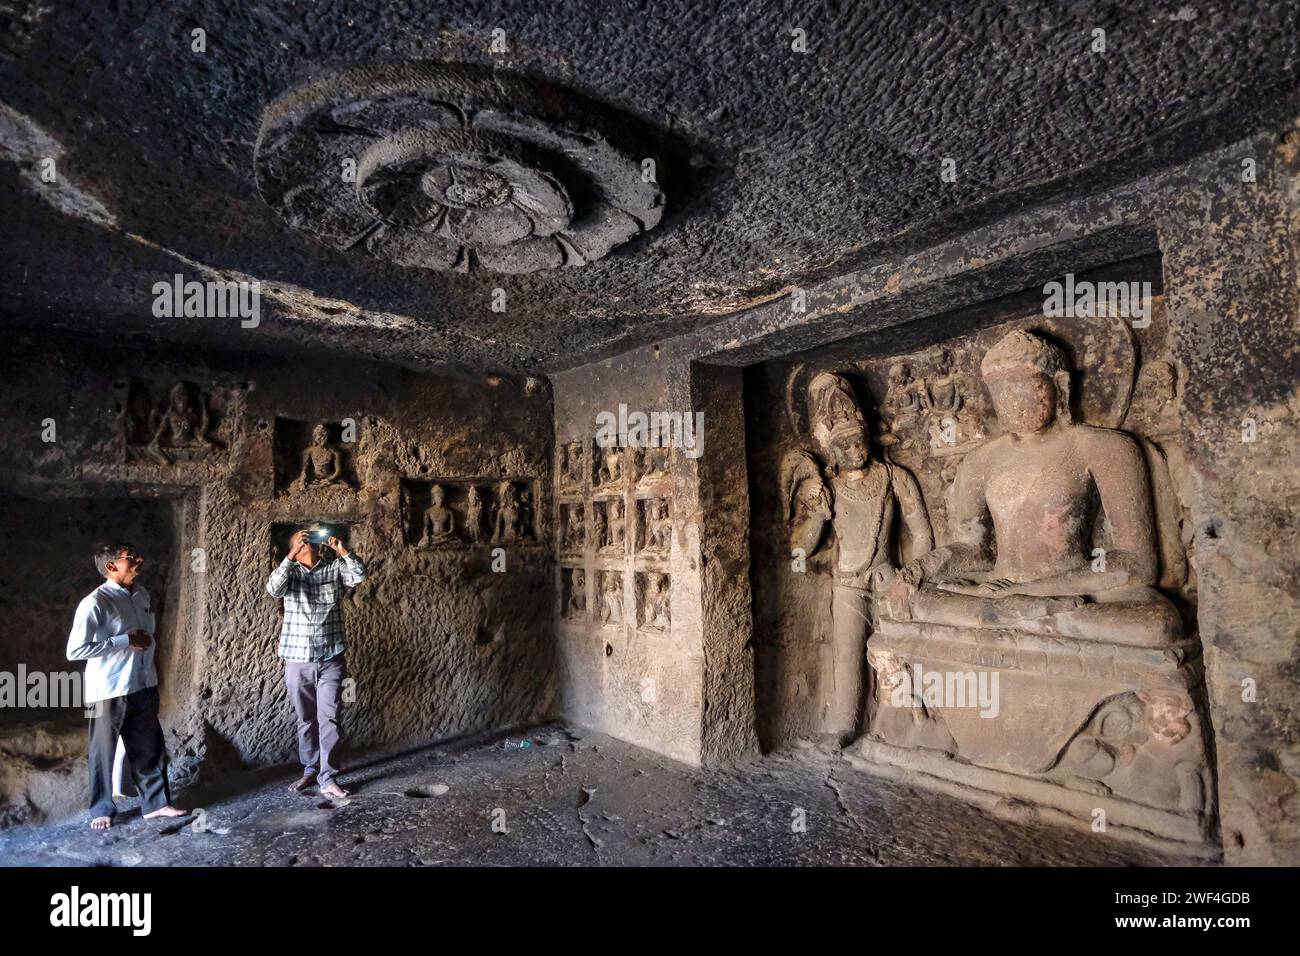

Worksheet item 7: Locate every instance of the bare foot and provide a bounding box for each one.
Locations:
[319,782,350,799]
[90,816,113,830]
[288,773,317,793]
[143,805,189,820]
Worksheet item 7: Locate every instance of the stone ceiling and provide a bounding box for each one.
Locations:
[1,1,1297,373]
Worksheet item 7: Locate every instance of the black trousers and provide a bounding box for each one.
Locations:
[87,686,171,819]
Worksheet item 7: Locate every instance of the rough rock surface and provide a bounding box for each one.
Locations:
[0,332,556,825]
[0,724,1206,867]
[1,2,1297,370]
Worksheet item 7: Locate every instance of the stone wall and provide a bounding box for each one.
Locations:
[550,346,757,765]
[1154,124,1300,864]
[556,121,1298,863]
[0,332,555,824]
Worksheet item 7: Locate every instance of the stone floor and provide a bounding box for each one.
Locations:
[0,723,1213,867]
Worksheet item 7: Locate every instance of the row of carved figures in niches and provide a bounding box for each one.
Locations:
[401,479,538,547]
[557,440,671,494]
[115,379,359,495]
[872,344,1181,463]
[561,567,670,632]
[559,497,671,557]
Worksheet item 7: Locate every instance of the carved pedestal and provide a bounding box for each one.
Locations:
[847,615,1217,855]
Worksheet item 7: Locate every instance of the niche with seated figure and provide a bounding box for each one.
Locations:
[115,379,240,465]
[745,260,1214,852]
[273,418,358,498]
[400,478,539,548]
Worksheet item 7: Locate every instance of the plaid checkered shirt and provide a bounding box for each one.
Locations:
[266,552,366,662]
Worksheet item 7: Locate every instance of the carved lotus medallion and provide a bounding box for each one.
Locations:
[254,63,666,274]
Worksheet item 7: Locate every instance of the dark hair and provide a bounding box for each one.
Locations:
[93,542,135,576]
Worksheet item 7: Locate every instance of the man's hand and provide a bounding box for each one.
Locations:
[127,629,152,650]
[326,536,349,557]
[288,530,311,560]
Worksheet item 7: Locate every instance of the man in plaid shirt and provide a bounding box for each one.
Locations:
[266,527,366,798]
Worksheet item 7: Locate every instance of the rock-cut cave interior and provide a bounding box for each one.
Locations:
[0,1,1298,878]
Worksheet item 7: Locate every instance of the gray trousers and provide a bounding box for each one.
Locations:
[88,686,171,819]
[284,655,345,786]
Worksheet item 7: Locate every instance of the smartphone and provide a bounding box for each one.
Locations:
[308,528,330,544]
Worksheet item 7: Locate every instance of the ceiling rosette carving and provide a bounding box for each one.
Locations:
[254,63,666,274]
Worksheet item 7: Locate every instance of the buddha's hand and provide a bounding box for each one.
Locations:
[938,578,1019,596]
[886,562,925,619]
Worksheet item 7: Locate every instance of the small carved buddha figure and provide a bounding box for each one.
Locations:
[518,487,534,541]
[420,484,455,545]
[643,572,670,629]
[570,444,586,485]
[567,569,587,618]
[881,362,922,449]
[638,442,669,482]
[887,329,1182,646]
[601,572,623,625]
[493,482,522,543]
[149,382,217,462]
[464,485,485,543]
[591,503,608,552]
[563,504,585,552]
[921,349,963,416]
[598,446,623,487]
[645,498,671,553]
[605,498,627,552]
[293,423,344,490]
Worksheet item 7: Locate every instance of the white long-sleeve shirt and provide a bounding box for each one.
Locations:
[66,579,158,704]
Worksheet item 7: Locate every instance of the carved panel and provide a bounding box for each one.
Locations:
[115,379,234,464]
[635,571,671,633]
[592,497,627,555]
[561,567,587,621]
[592,445,626,493]
[401,478,537,547]
[274,418,357,497]
[254,63,665,274]
[635,497,672,559]
[558,440,586,495]
[597,570,624,627]
[559,502,586,557]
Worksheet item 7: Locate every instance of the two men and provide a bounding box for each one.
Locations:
[266,528,366,799]
[67,544,187,830]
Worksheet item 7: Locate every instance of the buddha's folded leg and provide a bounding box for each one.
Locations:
[1051,587,1183,645]
[907,587,1084,632]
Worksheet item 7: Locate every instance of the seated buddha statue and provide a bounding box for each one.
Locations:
[885,329,1182,646]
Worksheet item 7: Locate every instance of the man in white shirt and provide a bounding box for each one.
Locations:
[67,543,188,830]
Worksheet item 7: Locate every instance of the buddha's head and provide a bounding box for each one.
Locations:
[430,484,445,506]
[310,423,330,446]
[169,382,194,412]
[981,330,1072,436]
